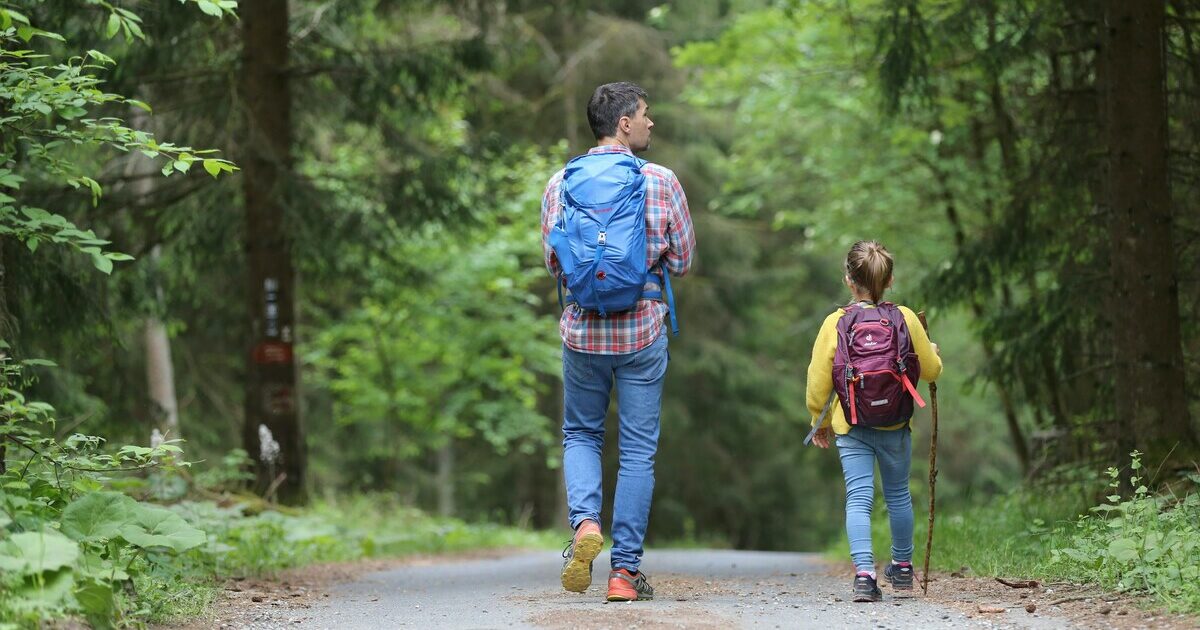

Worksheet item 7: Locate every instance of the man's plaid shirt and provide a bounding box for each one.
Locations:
[541,145,696,355]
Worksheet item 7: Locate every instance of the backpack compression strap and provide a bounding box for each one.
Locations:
[641,268,679,336]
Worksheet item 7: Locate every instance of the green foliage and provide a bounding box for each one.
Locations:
[0,359,204,626]
[1052,453,1200,612]
[830,454,1200,613]
[1,351,554,625]
[0,2,237,273]
[305,145,562,490]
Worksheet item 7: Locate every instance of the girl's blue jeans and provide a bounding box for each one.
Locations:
[835,425,914,574]
[561,333,668,572]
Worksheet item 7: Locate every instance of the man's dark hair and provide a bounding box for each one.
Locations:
[587,82,648,140]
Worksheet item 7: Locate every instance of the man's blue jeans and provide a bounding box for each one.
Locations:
[562,333,668,572]
[835,426,914,574]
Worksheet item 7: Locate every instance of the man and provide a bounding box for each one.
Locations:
[540,82,695,602]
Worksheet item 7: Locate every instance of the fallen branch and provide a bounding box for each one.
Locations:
[996,578,1040,589]
[1049,595,1093,606]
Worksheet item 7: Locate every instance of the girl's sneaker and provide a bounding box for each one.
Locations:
[884,561,914,590]
[852,572,883,602]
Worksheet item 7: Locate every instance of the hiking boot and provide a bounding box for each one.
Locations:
[852,572,883,602]
[607,568,654,601]
[884,561,914,590]
[560,520,603,593]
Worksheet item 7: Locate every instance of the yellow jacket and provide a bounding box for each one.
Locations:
[807,304,943,434]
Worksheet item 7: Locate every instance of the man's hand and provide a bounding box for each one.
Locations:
[812,427,831,449]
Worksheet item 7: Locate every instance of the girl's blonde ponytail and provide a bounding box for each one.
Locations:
[845,240,894,303]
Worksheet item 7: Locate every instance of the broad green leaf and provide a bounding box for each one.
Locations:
[0,531,80,574]
[114,7,142,22]
[120,505,206,552]
[6,9,30,25]
[32,29,65,42]
[61,492,138,542]
[75,580,116,628]
[1107,538,1139,563]
[87,49,115,65]
[197,0,223,17]
[0,171,24,188]
[105,13,121,39]
[20,207,51,220]
[9,569,75,613]
[125,18,145,39]
[91,253,114,274]
[203,159,222,177]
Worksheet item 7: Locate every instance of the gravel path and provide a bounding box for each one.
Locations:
[277,549,1074,630]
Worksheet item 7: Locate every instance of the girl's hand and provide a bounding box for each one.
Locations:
[931,342,940,356]
[812,427,831,449]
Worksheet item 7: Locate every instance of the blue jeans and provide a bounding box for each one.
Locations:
[562,333,668,572]
[835,426,914,574]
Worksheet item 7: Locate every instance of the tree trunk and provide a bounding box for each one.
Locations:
[242,0,305,504]
[128,104,181,439]
[124,104,181,441]
[558,0,581,154]
[1102,0,1197,466]
[436,440,455,517]
[144,248,179,438]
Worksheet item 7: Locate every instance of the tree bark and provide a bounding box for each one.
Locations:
[436,440,455,517]
[242,0,305,504]
[558,0,581,154]
[143,247,180,438]
[1102,0,1198,465]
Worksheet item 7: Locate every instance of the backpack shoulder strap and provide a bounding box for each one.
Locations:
[834,306,859,365]
[883,303,927,408]
[880,303,912,353]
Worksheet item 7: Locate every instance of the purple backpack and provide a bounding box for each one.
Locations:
[832,302,926,427]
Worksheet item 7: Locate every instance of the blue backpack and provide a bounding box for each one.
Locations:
[548,151,679,335]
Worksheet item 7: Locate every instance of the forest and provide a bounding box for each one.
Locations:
[1,0,1198,625]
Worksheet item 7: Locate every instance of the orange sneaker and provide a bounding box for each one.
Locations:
[606,568,654,601]
[560,520,603,593]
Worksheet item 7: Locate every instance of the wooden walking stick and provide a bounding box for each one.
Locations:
[918,311,938,595]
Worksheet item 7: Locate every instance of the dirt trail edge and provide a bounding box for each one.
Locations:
[168,549,1132,629]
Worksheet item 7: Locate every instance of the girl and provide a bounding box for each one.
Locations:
[807,240,942,602]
